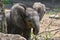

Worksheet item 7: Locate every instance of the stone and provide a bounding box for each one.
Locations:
[0,32,26,40]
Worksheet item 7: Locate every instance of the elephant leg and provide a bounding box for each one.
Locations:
[13,27,23,35]
[10,27,16,34]
[23,28,31,40]
[7,25,13,34]
[7,26,15,34]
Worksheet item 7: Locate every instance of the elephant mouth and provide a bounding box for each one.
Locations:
[25,18,35,28]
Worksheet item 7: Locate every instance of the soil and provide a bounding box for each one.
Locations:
[39,14,60,39]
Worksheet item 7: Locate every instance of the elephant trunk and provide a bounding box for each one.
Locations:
[32,16,40,35]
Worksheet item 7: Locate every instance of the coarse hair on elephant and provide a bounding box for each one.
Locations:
[33,2,46,20]
[6,3,40,40]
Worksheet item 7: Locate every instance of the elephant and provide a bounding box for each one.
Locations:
[33,2,46,21]
[6,3,40,40]
[25,7,40,35]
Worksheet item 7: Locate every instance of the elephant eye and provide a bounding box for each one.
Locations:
[29,16,33,19]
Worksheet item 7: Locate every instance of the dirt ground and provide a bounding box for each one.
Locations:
[39,14,60,39]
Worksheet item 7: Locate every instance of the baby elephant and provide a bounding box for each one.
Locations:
[6,3,40,40]
[33,2,46,20]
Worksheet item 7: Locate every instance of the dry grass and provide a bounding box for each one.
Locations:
[40,14,60,39]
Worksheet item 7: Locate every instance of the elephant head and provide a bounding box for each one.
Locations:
[25,7,40,35]
[33,2,46,20]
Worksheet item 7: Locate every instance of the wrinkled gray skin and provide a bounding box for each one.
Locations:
[33,2,46,21]
[26,8,40,35]
[6,3,40,40]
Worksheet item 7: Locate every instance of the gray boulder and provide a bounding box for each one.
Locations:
[0,32,26,40]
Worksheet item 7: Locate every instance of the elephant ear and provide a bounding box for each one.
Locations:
[18,3,26,10]
[10,3,26,27]
[10,3,26,14]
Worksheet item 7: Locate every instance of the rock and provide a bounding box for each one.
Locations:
[49,14,60,19]
[0,32,26,40]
